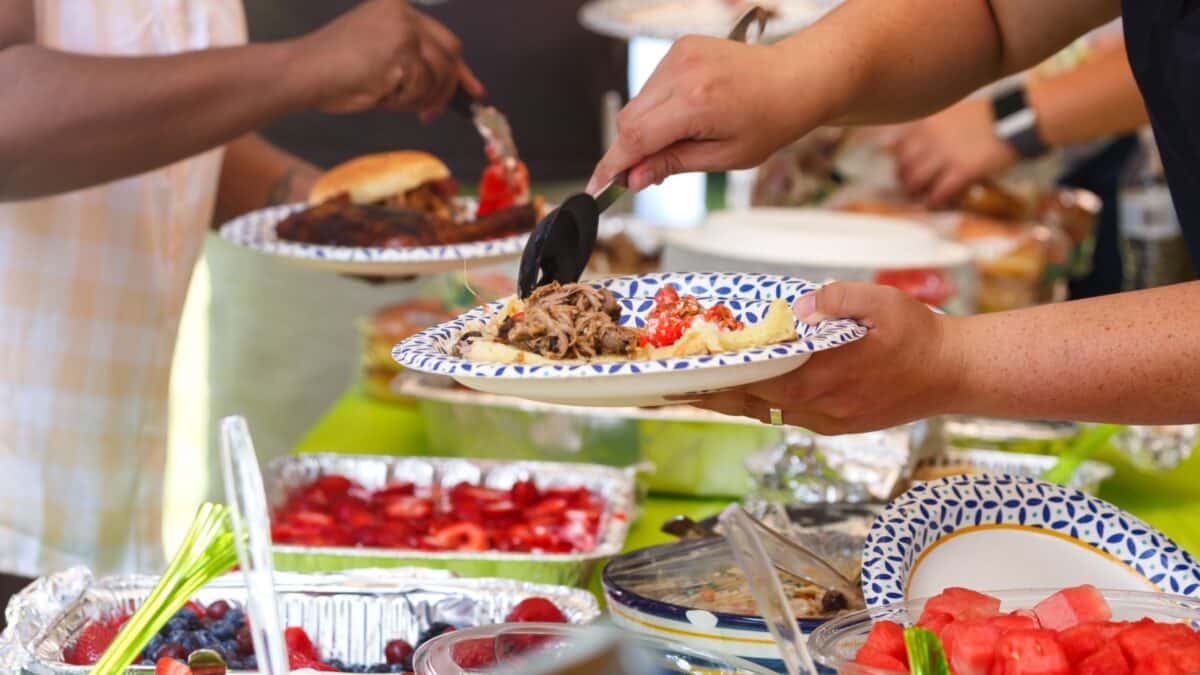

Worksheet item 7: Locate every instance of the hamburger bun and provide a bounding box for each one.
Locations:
[310,151,451,205]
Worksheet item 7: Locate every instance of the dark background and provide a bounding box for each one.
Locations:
[246,1,628,180]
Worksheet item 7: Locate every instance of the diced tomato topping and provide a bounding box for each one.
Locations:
[477,160,530,217]
[1033,585,1112,631]
[654,285,680,307]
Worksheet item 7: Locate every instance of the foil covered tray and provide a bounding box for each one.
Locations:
[911,447,1113,494]
[3,567,599,674]
[266,454,637,587]
[397,374,784,498]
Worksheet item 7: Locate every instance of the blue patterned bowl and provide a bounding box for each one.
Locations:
[393,272,866,407]
[861,474,1200,606]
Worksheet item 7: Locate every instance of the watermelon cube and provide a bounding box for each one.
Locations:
[862,620,907,662]
[1074,641,1130,675]
[991,629,1070,675]
[1032,585,1111,631]
[923,587,1002,622]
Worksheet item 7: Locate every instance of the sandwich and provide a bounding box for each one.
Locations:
[276,151,539,248]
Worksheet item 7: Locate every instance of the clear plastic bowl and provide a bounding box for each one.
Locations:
[412,622,775,675]
[808,589,1200,674]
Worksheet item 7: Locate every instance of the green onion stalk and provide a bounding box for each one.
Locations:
[904,626,950,675]
[91,503,238,675]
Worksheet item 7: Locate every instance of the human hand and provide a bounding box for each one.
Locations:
[294,0,483,118]
[887,98,1018,207]
[587,36,827,193]
[693,282,964,434]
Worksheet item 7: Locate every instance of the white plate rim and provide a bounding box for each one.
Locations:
[216,202,531,268]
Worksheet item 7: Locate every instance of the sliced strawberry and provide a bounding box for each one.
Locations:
[64,616,124,665]
[383,496,433,520]
[433,522,488,551]
[156,657,194,675]
[452,638,498,669]
[510,480,539,507]
[506,597,567,623]
[284,626,320,661]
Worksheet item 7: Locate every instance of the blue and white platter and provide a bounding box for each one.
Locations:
[394,272,867,407]
[861,474,1200,606]
[217,202,529,276]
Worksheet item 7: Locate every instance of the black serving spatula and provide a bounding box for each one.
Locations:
[516,5,770,299]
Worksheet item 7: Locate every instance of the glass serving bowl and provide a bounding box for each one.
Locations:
[412,622,775,675]
[808,588,1200,674]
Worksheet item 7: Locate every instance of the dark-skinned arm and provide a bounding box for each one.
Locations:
[0,0,481,202]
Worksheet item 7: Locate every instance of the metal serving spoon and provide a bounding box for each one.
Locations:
[516,5,772,298]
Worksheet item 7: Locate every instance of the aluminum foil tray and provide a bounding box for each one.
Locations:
[4,567,599,674]
[397,375,784,498]
[913,447,1113,494]
[267,454,637,587]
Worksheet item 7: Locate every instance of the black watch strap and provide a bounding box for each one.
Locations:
[992,87,1048,159]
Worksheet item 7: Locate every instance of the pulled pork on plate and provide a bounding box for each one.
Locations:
[454,282,799,364]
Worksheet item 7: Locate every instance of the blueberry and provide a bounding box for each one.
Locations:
[173,607,203,629]
[164,617,190,635]
[218,639,240,659]
[416,621,456,646]
[226,608,246,627]
[211,617,237,640]
[242,654,257,670]
[326,659,347,670]
[369,665,392,673]
[388,665,408,673]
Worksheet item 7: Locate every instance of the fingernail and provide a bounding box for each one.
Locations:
[585,176,601,195]
[792,294,826,324]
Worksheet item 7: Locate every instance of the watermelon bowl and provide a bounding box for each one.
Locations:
[808,587,1200,674]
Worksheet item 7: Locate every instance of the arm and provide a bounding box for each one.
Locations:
[588,0,1120,192]
[213,134,321,226]
[696,282,1200,433]
[891,39,1147,204]
[944,283,1200,423]
[0,0,481,201]
[1028,41,1145,147]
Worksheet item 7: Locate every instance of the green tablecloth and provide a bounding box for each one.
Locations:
[296,388,1200,594]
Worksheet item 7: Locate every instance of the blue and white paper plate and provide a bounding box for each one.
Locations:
[861,474,1200,606]
[217,202,529,276]
[394,272,867,407]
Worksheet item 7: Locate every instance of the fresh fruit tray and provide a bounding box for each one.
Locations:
[3,567,599,674]
[266,454,637,587]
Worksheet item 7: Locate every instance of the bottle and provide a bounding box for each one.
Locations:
[1117,127,1195,289]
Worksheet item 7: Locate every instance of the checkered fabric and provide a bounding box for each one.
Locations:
[0,0,245,577]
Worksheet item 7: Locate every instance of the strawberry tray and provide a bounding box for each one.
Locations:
[265,454,639,587]
[2,567,600,674]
